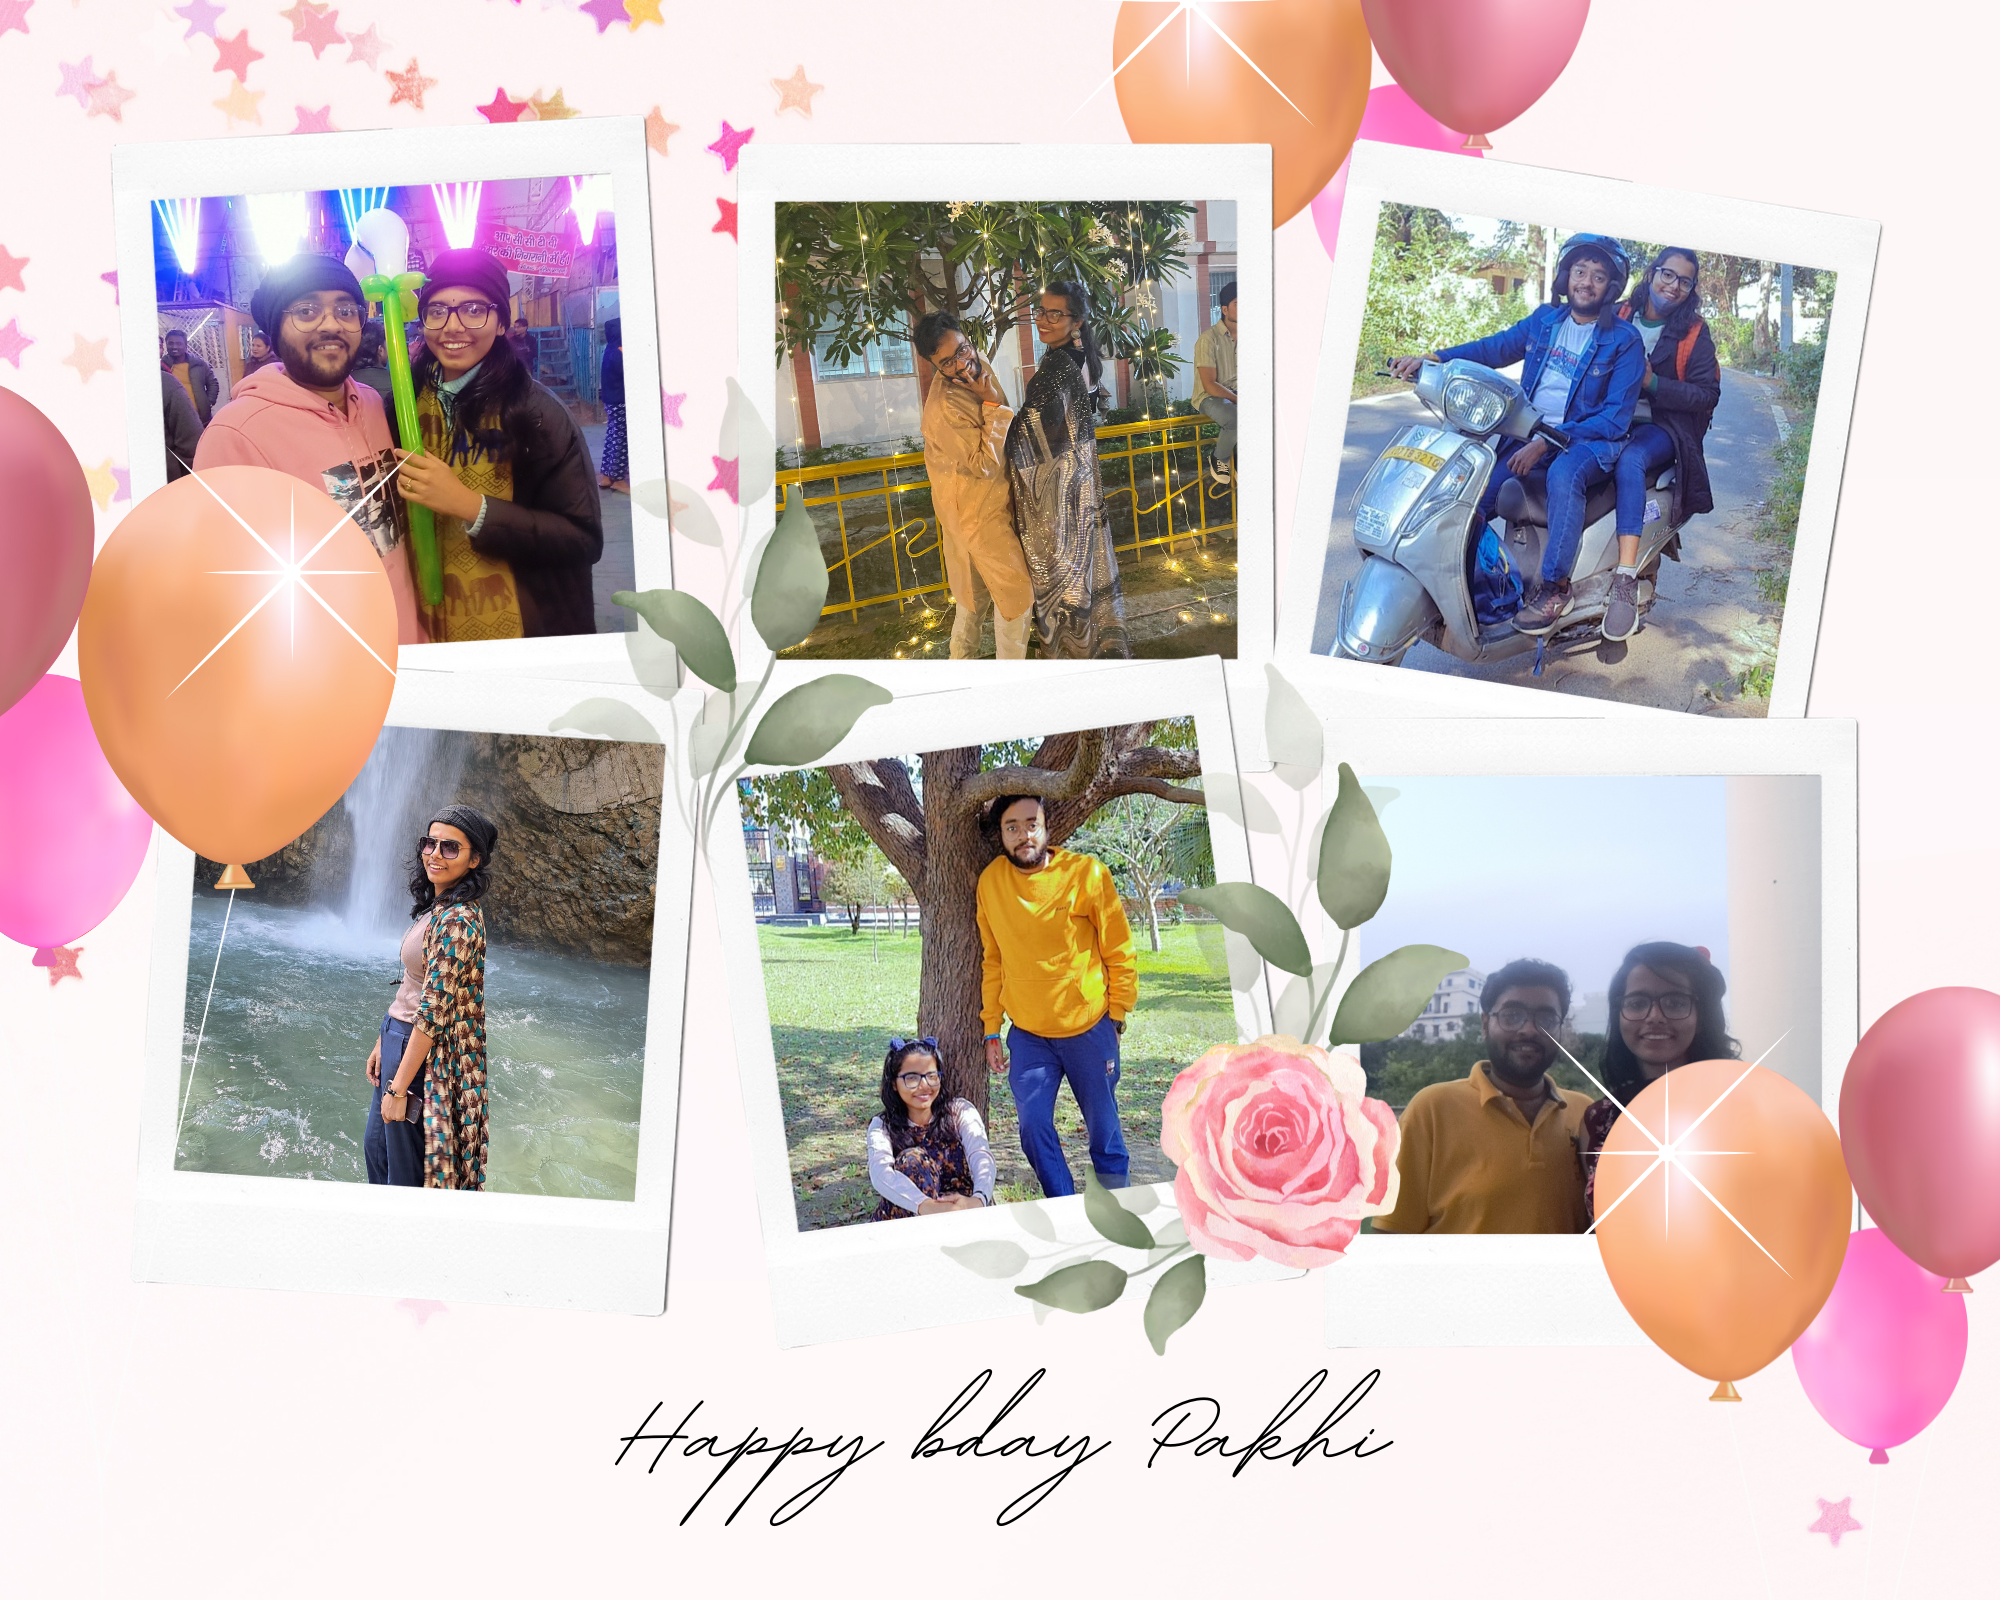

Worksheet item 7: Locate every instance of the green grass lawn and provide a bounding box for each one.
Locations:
[759,920,1234,1231]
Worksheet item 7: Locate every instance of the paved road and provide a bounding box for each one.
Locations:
[1307,368,1788,713]
[580,421,636,635]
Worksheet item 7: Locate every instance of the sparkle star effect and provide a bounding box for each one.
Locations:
[708,120,753,170]
[1073,2,1309,125]
[771,65,823,117]
[167,471,399,697]
[1807,1496,1862,1548]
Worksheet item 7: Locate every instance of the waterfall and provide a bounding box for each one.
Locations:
[338,726,468,940]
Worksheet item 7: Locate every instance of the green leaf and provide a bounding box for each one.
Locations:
[1083,1172,1155,1250]
[1317,762,1393,930]
[1273,962,1340,1041]
[547,698,659,744]
[1263,664,1323,786]
[1144,1255,1207,1355]
[940,1240,1031,1280]
[1010,1202,1059,1242]
[1179,883,1312,977]
[751,486,830,652]
[744,675,893,767]
[613,588,737,692]
[721,377,776,507]
[1330,943,1469,1044]
[1014,1260,1129,1314]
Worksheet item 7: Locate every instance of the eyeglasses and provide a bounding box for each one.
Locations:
[1490,1004,1564,1032]
[933,341,979,373]
[1653,265,1696,292]
[417,836,464,860]
[1032,305,1074,322]
[284,299,363,328]
[1620,991,1696,1021]
[421,299,499,331]
[896,1071,943,1089]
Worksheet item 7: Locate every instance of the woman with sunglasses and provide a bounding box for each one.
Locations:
[1002,282,1132,659]
[393,247,604,641]
[866,1037,996,1221]
[365,805,498,1190]
[1602,248,1722,642]
[1578,942,1739,1218]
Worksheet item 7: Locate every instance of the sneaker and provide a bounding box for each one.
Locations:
[1601,571,1641,641]
[1512,579,1574,635]
[1208,452,1233,488]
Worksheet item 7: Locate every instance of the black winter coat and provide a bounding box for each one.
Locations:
[1622,306,1721,526]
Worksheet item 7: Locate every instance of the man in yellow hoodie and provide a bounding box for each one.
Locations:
[977,794,1138,1196]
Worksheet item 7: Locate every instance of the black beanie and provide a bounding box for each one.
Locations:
[249,255,366,342]
[418,249,513,318]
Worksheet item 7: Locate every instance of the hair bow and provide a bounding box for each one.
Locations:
[889,1035,939,1053]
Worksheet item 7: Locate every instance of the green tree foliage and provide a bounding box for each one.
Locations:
[738,766,877,865]
[819,851,888,935]
[1354,208,1517,394]
[1069,791,1212,953]
[1359,1031,1605,1108]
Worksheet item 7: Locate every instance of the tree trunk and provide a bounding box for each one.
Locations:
[1144,894,1162,954]
[915,747,993,1117]
[846,902,861,934]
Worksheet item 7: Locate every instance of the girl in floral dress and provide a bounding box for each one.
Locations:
[865,1038,997,1221]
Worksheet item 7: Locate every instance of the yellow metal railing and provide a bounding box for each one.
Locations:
[774,414,1236,624]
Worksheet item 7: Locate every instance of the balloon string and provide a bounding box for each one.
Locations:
[1893,1424,1935,1599]
[173,888,235,1159]
[1726,1408,1775,1600]
[1863,1452,1882,1600]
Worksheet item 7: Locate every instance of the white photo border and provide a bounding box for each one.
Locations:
[1274,143,1880,719]
[112,118,673,674]
[132,671,699,1315]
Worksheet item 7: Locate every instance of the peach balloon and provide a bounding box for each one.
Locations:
[77,466,398,869]
[1112,0,1372,227]
[1595,1059,1851,1393]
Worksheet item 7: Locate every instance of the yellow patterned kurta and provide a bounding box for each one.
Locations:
[414,900,490,1191]
[415,385,525,642]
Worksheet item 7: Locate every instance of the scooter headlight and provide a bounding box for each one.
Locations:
[1442,376,1508,434]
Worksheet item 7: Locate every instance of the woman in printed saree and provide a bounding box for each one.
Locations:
[1003,282,1132,660]
[865,1037,996,1222]
[392,247,604,641]
[367,804,496,1191]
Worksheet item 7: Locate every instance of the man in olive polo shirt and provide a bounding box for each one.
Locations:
[1374,958,1593,1234]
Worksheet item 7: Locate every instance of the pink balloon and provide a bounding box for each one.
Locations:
[0,674,154,952]
[0,388,96,717]
[1310,85,1484,260]
[1362,0,1592,139]
[1841,987,2000,1282]
[1792,1230,1968,1462]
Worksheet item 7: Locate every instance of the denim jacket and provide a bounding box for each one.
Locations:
[1439,305,1646,468]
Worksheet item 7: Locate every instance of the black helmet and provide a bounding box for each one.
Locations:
[1553,233,1630,305]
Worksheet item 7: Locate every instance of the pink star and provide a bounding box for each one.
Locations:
[111,466,131,502]
[344,22,387,70]
[86,71,136,122]
[396,1298,448,1326]
[174,0,225,39]
[661,389,684,428]
[712,197,737,240]
[213,28,263,80]
[0,0,32,38]
[0,242,25,293]
[476,87,529,123]
[707,119,753,171]
[293,104,335,133]
[1807,1496,1862,1548]
[101,270,120,304]
[577,0,625,31]
[707,455,739,503]
[286,1,345,57]
[33,946,84,984]
[0,318,32,367]
[57,56,99,109]
[385,58,437,110]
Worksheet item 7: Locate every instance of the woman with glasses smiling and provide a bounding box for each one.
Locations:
[366,805,498,1190]
[866,1037,997,1221]
[1579,941,1740,1217]
[393,247,604,642]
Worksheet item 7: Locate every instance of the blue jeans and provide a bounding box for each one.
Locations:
[364,1014,425,1187]
[1006,1013,1129,1197]
[1478,439,1617,584]
[1613,423,1676,535]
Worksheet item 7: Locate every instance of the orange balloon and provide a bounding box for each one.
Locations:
[1596,1060,1851,1391]
[77,466,398,867]
[1112,0,1372,226]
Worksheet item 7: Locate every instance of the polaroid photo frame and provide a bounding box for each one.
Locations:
[112,118,671,673]
[1276,143,1880,718]
[132,671,698,1314]
[711,655,1289,1347]
[1285,708,1858,1347]
[736,143,1276,682]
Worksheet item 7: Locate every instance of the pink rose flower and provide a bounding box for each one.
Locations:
[1160,1034,1400,1268]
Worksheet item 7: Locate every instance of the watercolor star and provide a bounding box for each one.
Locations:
[707,119,753,171]
[173,0,224,40]
[385,58,436,110]
[712,197,737,239]
[528,86,578,120]
[34,946,84,985]
[0,318,33,366]
[212,28,263,81]
[661,389,684,427]
[644,105,677,155]
[83,457,118,508]
[477,86,529,123]
[577,0,625,32]
[61,333,111,383]
[1808,1497,1862,1548]
[101,270,120,303]
[214,79,263,125]
[771,65,823,118]
[0,0,32,39]
[86,71,136,122]
[624,0,661,26]
[343,22,387,70]
[112,466,131,502]
[293,103,335,133]
[0,243,25,293]
[56,56,100,109]
[707,456,738,502]
[397,1298,448,1326]
[297,5,347,58]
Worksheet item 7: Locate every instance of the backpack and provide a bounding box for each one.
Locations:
[1470,523,1522,627]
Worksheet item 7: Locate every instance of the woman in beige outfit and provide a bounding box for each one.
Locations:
[914,310,1035,659]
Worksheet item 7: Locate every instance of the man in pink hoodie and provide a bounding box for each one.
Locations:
[193,254,427,645]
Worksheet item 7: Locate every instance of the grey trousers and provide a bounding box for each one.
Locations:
[1198,395,1237,467]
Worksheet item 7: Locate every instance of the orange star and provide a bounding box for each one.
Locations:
[83,457,119,507]
[528,86,577,121]
[385,58,436,111]
[771,65,823,118]
[61,332,112,383]
[624,0,661,25]
[645,105,677,156]
[214,79,263,125]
